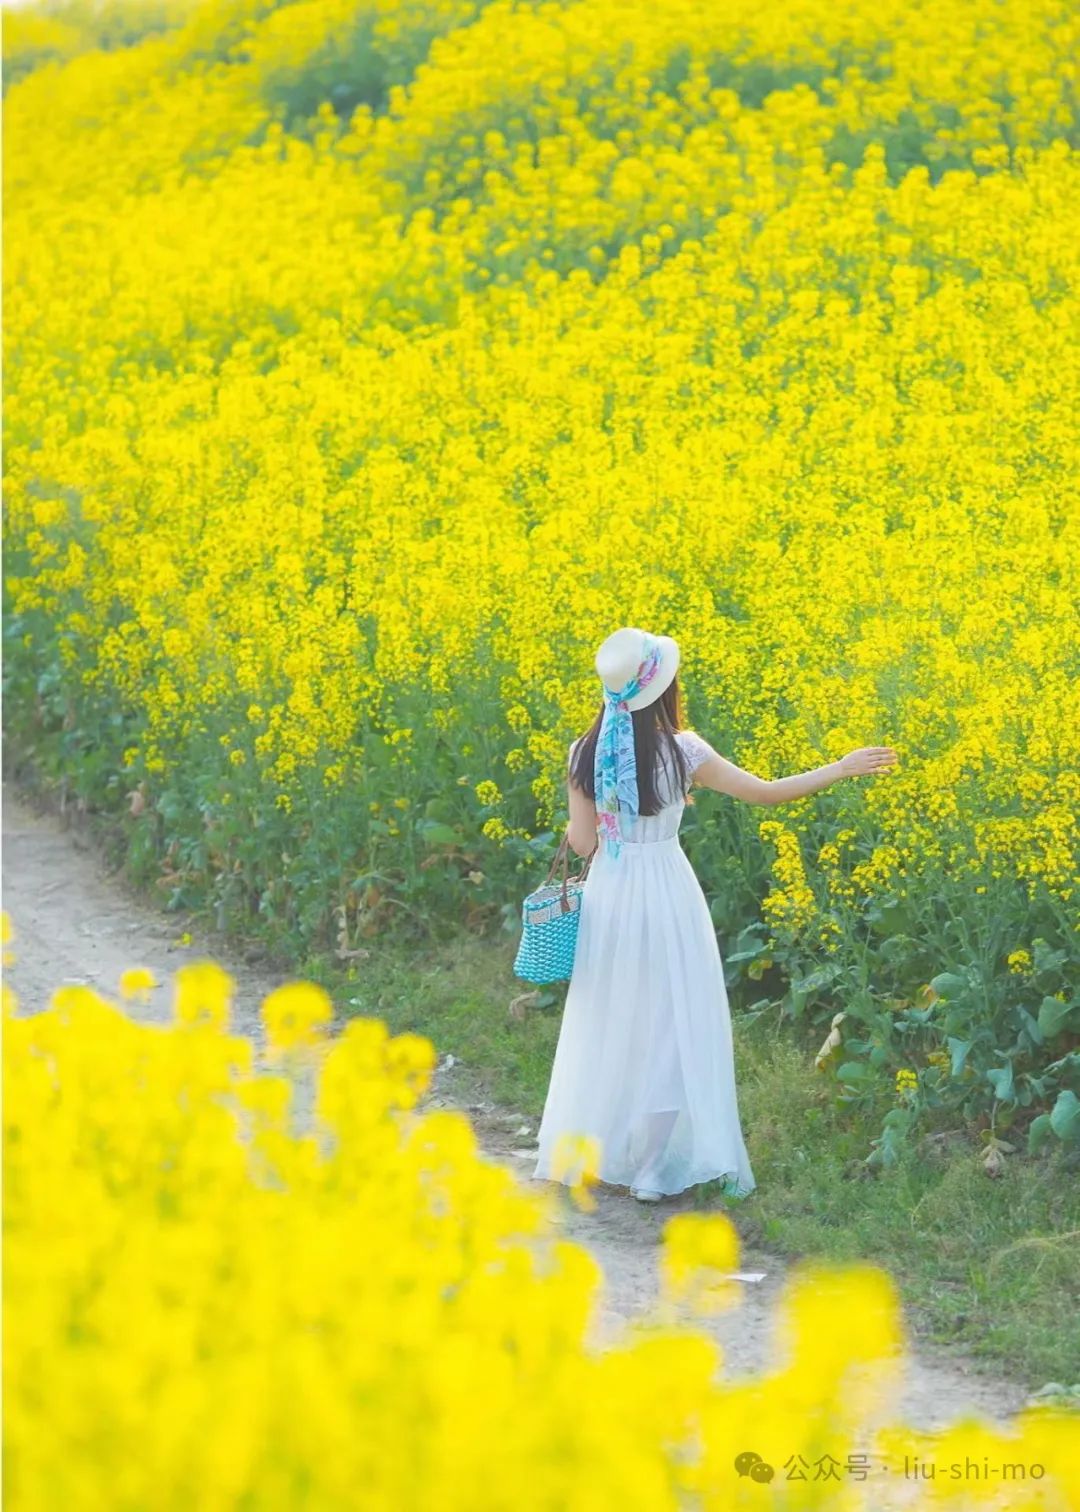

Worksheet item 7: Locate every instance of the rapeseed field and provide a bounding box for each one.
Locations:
[4,0,1078,1144]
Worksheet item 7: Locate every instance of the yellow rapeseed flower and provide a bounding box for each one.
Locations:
[260,980,333,1053]
[118,966,158,1001]
[173,960,234,1030]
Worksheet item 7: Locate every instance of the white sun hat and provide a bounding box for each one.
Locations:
[594,627,680,711]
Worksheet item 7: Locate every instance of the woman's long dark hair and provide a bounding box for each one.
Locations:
[569,672,692,815]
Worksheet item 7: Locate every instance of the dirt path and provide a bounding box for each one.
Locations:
[2,781,1032,1438]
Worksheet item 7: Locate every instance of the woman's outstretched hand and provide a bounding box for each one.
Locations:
[839,746,898,778]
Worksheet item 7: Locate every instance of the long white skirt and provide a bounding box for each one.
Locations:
[532,833,756,1198]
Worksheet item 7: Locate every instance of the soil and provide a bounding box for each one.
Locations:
[3,780,1035,1445]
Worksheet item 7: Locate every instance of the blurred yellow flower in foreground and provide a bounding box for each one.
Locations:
[551,1130,602,1212]
[173,959,234,1030]
[260,979,333,1053]
[4,962,1079,1510]
[660,1211,741,1315]
[119,965,158,1001]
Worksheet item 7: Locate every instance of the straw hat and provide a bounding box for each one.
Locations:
[594,627,680,712]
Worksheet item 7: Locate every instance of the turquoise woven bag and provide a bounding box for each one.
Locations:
[513,831,595,985]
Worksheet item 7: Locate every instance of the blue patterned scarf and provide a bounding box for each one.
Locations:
[593,634,663,859]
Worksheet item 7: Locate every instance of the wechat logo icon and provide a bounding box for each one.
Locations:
[734,1451,775,1484]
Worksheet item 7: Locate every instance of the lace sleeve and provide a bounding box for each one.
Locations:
[678,730,719,777]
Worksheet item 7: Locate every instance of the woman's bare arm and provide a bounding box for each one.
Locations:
[567,770,598,856]
[566,739,599,856]
[693,744,898,805]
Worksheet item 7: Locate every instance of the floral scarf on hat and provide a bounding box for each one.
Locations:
[593,634,663,859]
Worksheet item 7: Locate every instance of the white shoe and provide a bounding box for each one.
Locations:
[630,1187,662,1203]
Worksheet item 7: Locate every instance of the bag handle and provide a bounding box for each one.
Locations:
[545,830,596,912]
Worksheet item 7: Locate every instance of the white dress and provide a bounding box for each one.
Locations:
[532,729,757,1198]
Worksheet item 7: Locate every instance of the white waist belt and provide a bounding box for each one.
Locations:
[601,833,681,851]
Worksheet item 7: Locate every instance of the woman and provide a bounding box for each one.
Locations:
[532,626,898,1203]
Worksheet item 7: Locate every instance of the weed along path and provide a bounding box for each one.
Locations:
[3,782,1031,1436]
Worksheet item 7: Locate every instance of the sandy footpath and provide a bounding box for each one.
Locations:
[3,780,1035,1446]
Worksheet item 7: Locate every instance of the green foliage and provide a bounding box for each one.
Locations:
[734,880,1079,1166]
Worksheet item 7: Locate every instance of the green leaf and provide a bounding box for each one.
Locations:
[986,1063,1015,1103]
[865,1106,914,1169]
[843,988,879,1025]
[882,1106,916,1132]
[1032,939,1068,976]
[836,1060,874,1086]
[155,789,186,823]
[943,1005,976,1036]
[1044,1050,1080,1078]
[947,1036,972,1076]
[931,971,971,1001]
[1049,1089,1080,1144]
[1037,995,1076,1040]
[871,902,913,937]
[879,934,915,962]
[416,819,460,846]
[785,985,808,1019]
[797,961,844,993]
[1016,1006,1044,1047]
[725,924,770,963]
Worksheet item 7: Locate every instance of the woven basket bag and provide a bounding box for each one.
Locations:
[512,831,595,985]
